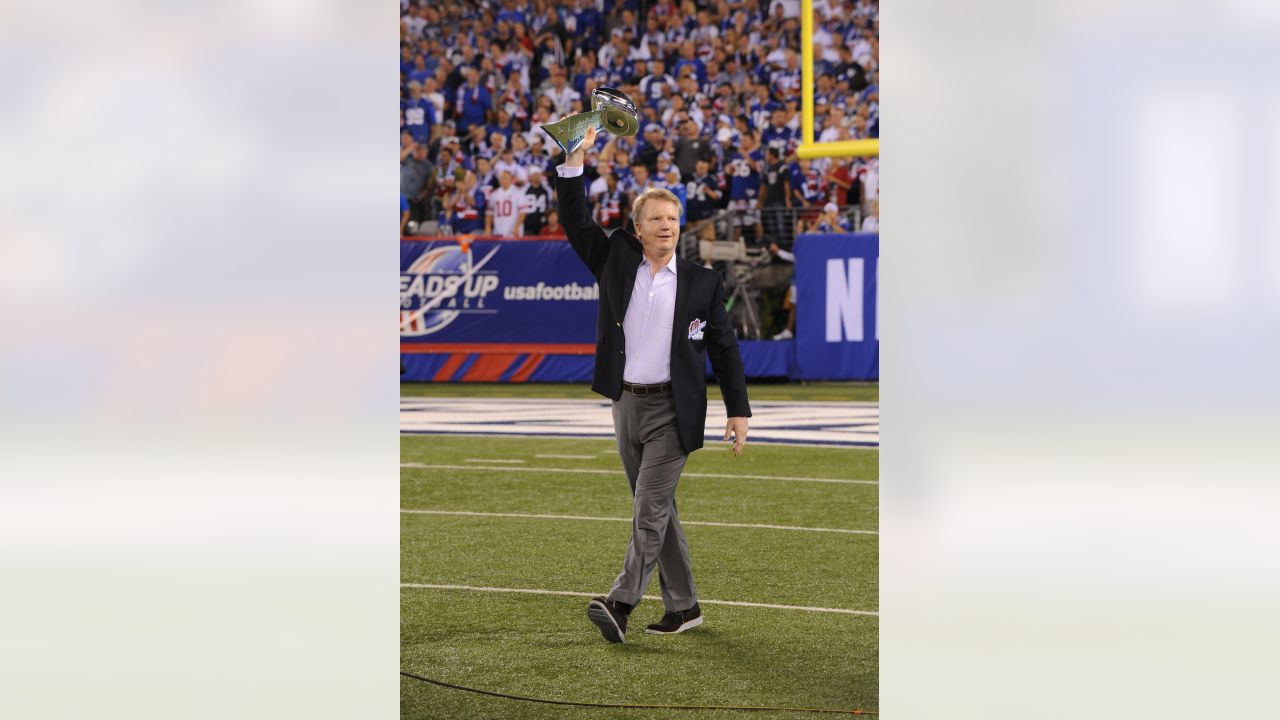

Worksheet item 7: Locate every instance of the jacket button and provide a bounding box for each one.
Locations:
[619,350,624,355]
[615,322,621,327]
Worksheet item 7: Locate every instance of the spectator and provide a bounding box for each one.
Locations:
[861,199,879,232]
[685,158,722,242]
[521,166,552,236]
[402,0,879,241]
[674,116,713,180]
[400,142,435,229]
[593,173,627,230]
[403,81,436,144]
[761,107,797,160]
[454,67,491,135]
[790,156,827,209]
[471,155,496,199]
[664,167,688,225]
[827,156,858,207]
[422,76,447,123]
[486,170,526,237]
[760,146,792,243]
[724,134,764,244]
[447,172,485,235]
[540,208,565,237]
[639,58,678,106]
[802,201,851,234]
[624,162,654,198]
[588,161,613,199]
[767,241,797,340]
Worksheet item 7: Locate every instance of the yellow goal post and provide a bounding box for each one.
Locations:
[797,0,879,159]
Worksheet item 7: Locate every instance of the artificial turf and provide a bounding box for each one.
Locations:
[401,433,878,718]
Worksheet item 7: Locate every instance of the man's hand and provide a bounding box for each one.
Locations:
[564,125,598,168]
[724,417,748,457]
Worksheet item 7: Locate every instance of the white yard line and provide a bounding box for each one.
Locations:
[535,454,597,460]
[400,583,878,616]
[400,463,877,486]
[401,508,877,535]
[463,458,526,464]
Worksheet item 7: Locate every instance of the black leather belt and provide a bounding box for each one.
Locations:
[622,381,672,396]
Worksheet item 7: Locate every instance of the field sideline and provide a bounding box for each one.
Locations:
[401,383,878,718]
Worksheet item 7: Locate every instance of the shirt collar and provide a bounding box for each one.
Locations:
[640,254,678,276]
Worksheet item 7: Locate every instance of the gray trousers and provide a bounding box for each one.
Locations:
[606,389,698,612]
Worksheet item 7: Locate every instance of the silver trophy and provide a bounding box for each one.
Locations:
[540,87,640,155]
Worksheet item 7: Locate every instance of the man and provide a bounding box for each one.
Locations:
[684,158,721,242]
[724,134,765,244]
[400,141,435,229]
[403,81,436,145]
[544,71,581,118]
[520,166,552,236]
[760,147,792,244]
[485,170,525,237]
[593,172,627,231]
[556,125,751,644]
[453,67,491,136]
[639,59,678,107]
[673,117,713,181]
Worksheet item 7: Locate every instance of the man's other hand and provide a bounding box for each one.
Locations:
[565,125,598,168]
[724,417,748,457]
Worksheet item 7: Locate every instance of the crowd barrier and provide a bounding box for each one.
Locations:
[400,234,877,382]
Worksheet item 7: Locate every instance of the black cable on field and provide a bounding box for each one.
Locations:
[400,670,877,715]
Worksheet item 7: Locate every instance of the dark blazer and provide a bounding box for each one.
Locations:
[557,171,751,453]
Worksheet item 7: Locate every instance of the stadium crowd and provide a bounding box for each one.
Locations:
[400,0,879,244]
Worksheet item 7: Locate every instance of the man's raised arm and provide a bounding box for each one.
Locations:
[554,126,611,277]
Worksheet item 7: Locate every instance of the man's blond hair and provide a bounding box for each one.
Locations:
[631,187,682,226]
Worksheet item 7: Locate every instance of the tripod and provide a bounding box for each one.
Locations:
[724,259,764,340]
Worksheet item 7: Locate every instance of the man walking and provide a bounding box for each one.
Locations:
[556,126,751,644]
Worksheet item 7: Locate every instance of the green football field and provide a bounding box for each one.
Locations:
[401,385,879,718]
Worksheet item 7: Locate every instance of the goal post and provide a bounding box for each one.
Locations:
[798,0,879,159]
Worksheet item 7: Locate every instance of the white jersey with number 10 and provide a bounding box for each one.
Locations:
[488,186,525,237]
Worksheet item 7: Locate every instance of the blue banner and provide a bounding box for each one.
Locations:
[794,233,879,380]
[400,239,599,343]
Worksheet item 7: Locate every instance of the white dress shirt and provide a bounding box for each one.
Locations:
[557,163,677,384]
[621,254,677,384]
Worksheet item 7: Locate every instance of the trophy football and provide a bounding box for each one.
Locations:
[540,87,640,155]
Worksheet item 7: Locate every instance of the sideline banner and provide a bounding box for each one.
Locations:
[794,233,879,380]
[400,239,599,344]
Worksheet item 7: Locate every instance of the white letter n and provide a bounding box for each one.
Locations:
[826,258,863,342]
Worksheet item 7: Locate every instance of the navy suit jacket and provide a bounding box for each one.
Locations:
[556,172,751,453]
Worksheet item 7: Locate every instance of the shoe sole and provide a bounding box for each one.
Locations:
[645,615,704,635]
[587,601,625,643]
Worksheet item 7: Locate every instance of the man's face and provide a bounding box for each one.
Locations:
[499,171,512,188]
[635,199,681,257]
[634,165,649,182]
[696,159,709,175]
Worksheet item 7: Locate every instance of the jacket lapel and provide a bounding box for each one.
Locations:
[609,231,643,322]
